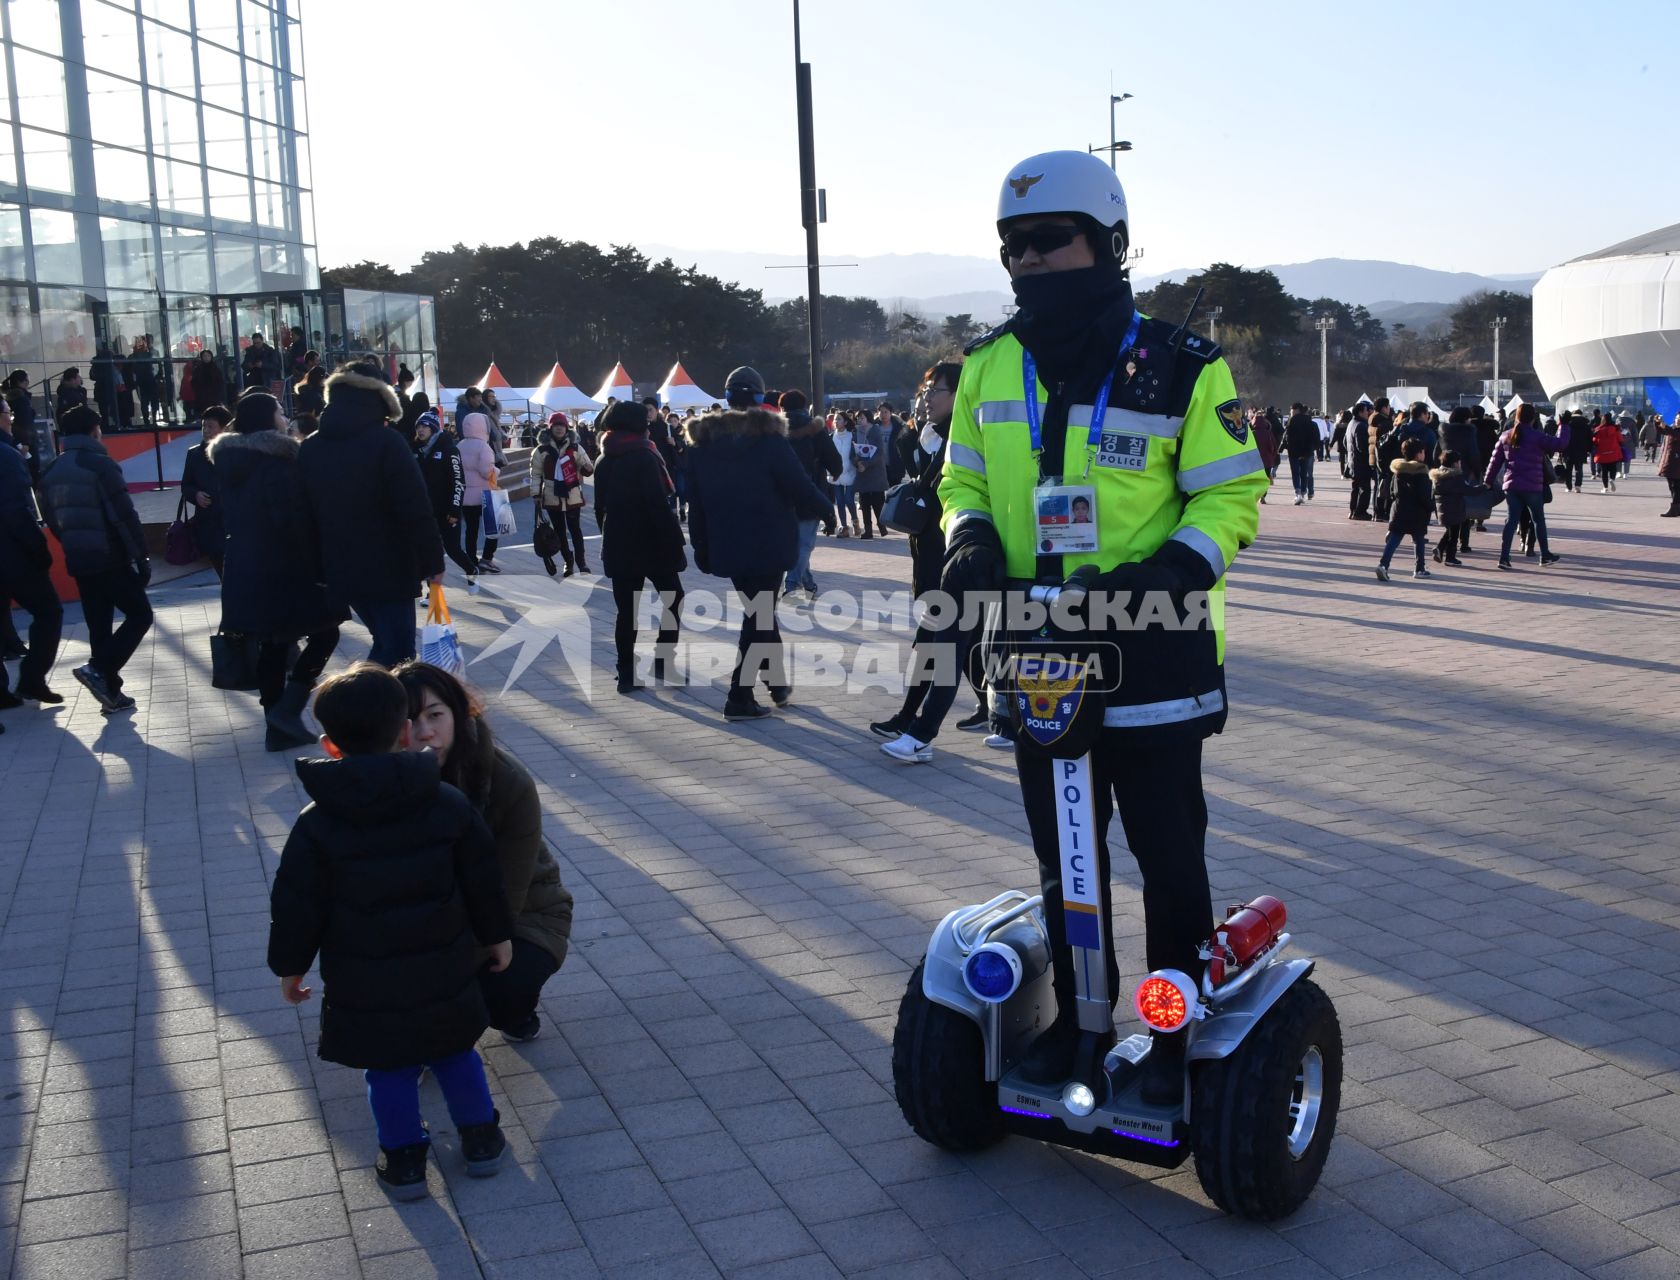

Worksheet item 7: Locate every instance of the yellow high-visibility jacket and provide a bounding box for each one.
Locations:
[937,314,1266,735]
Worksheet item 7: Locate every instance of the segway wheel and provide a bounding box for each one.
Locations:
[891,961,1006,1152]
[1190,978,1341,1221]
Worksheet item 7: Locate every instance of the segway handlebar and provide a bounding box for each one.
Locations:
[1026,583,1087,609]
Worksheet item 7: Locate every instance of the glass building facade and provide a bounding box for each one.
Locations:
[0,0,437,430]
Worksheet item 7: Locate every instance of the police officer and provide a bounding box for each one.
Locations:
[937,151,1267,1102]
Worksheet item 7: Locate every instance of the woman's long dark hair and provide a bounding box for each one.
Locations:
[391,661,496,808]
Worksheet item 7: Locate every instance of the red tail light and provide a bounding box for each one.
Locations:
[1134,971,1196,1032]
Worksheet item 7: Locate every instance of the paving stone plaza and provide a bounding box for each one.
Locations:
[3,466,1678,1279]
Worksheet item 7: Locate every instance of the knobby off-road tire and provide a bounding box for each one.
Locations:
[1191,977,1342,1221]
[892,962,1006,1151]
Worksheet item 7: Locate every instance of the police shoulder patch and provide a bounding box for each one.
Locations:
[1216,399,1248,445]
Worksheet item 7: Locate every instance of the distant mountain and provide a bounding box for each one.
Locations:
[1364,300,1456,333]
[643,245,1539,322]
[1136,258,1540,308]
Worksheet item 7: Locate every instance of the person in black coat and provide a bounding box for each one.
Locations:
[266,663,512,1195]
[1283,403,1319,503]
[1376,438,1434,581]
[4,372,43,485]
[210,393,347,750]
[871,360,988,757]
[38,405,152,712]
[779,390,839,598]
[592,400,686,694]
[412,412,479,581]
[188,349,226,421]
[685,385,830,720]
[0,402,63,711]
[179,406,229,575]
[296,362,445,668]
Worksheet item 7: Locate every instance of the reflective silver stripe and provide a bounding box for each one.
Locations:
[1102,689,1225,729]
[1178,449,1263,493]
[1170,527,1226,580]
[946,510,994,537]
[948,442,987,475]
[976,400,1031,426]
[1095,408,1189,440]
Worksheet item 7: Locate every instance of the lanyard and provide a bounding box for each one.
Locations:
[1021,308,1143,454]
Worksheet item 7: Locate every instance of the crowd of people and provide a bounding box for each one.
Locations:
[1246,395,1680,578]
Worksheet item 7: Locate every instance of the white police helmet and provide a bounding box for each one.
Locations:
[996,150,1129,262]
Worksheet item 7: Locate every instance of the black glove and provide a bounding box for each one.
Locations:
[135,558,152,587]
[940,519,1005,596]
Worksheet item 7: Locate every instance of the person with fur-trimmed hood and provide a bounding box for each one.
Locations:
[685,367,831,721]
[297,361,444,667]
[211,392,348,750]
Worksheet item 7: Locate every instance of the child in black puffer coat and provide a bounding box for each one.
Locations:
[1377,438,1435,581]
[267,664,514,1200]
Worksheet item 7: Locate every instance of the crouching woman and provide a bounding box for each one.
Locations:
[394,661,574,1040]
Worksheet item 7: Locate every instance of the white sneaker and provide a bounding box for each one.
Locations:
[984,733,1014,750]
[467,576,480,594]
[880,732,932,764]
[1293,496,1304,505]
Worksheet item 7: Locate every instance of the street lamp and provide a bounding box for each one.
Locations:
[1315,316,1335,416]
[1100,92,1133,171]
[792,0,824,406]
[1491,315,1507,412]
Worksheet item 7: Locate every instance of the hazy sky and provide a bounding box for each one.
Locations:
[306,0,1679,280]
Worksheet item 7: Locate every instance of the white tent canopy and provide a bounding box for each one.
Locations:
[1355,392,1374,405]
[529,362,604,414]
[656,362,719,410]
[1479,396,1499,415]
[591,362,635,405]
[1388,386,1449,418]
[1505,393,1527,414]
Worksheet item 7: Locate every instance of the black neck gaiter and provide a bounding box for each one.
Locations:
[1011,266,1135,391]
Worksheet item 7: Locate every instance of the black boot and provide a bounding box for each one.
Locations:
[1139,1030,1187,1106]
[458,1109,507,1177]
[1016,1017,1080,1085]
[264,681,316,752]
[376,1140,431,1200]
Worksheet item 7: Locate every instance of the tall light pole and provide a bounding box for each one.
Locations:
[1107,92,1132,171]
[1491,314,1507,412]
[1208,305,1223,344]
[1315,316,1335,416]
[792,1,823,406]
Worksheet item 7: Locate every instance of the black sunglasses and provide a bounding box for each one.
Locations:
[1002,224,1081,260]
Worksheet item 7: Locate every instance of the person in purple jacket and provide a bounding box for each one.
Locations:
[1484,403,1568,570]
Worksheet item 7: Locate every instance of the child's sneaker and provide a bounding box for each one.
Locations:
[376,1140,431,1200]
[459,1110,507,1177]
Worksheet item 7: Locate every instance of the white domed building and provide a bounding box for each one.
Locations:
[1531,222,1680,419]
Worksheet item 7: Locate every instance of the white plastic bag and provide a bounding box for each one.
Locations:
[485,488,517,538]
[417,584,464,675]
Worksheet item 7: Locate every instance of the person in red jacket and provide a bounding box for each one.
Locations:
[1592,416,1624,493]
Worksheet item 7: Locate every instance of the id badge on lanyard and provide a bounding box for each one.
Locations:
[1021,309,1140,559]
[1034,477,1099,554]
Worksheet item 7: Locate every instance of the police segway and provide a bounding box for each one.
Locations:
[891,583,1342,1222]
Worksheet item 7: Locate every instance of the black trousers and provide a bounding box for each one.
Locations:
[256,628,340,707]
[730,573,786,697]
[898,614,983,743]
[610,572,683,680]
[479,938,560,1033]
[556,506,588,569]
[437,516,477,576]
[1434,524,1461,561]
[462,503,498,564]
[76,565,154,692]
[1017,736,1211,1020]
[1349,466,1372,516]
[1565,460,1585,491]
[857,490,884,534]
[1,561,64,694]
